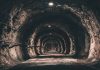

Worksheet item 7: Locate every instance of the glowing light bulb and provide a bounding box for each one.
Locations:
[48,2,54,6]
[48,25,51,28]
[49,33,52,35]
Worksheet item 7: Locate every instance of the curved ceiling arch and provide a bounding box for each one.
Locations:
[34,32,71,54]
[17,8,86,44]
[41,36,67,54]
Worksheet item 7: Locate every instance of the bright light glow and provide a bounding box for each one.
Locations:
[49,33,52,35]
[48,2,54,6]
[57,4,61,7]
[48,25,51,28]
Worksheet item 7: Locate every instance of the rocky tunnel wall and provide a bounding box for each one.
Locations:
[0,0,100,66]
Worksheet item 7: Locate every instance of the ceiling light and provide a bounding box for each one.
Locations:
[48,2,54,7]
[49,33,52,35]
[48,25,51,28]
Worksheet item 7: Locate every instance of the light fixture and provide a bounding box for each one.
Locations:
[57,4,61,7]
[48,2,54,7]
[48,25,51,28]
[49,33,52,35]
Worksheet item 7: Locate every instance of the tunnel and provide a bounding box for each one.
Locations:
[0,0,100,70]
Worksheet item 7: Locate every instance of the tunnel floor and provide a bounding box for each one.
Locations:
[8,54,100,70]
[22,54,77,65]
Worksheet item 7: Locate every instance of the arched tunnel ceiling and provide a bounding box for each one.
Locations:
[0,0,100,69]
[40,35,70,54]
[17,10,88,58]
[18,11,86,44]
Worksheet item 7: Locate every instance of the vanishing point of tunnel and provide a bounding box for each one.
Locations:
[0,0,100,70]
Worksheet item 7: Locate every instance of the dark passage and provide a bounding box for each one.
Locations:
[0,0,100,70]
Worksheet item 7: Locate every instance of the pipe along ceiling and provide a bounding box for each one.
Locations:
[0,0,100,69]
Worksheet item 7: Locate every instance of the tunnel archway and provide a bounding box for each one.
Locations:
[41,37,63,54]
[35,34,69,55]
[33,25,71,55]
[1,0,100,69]
[17,9,89,59]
